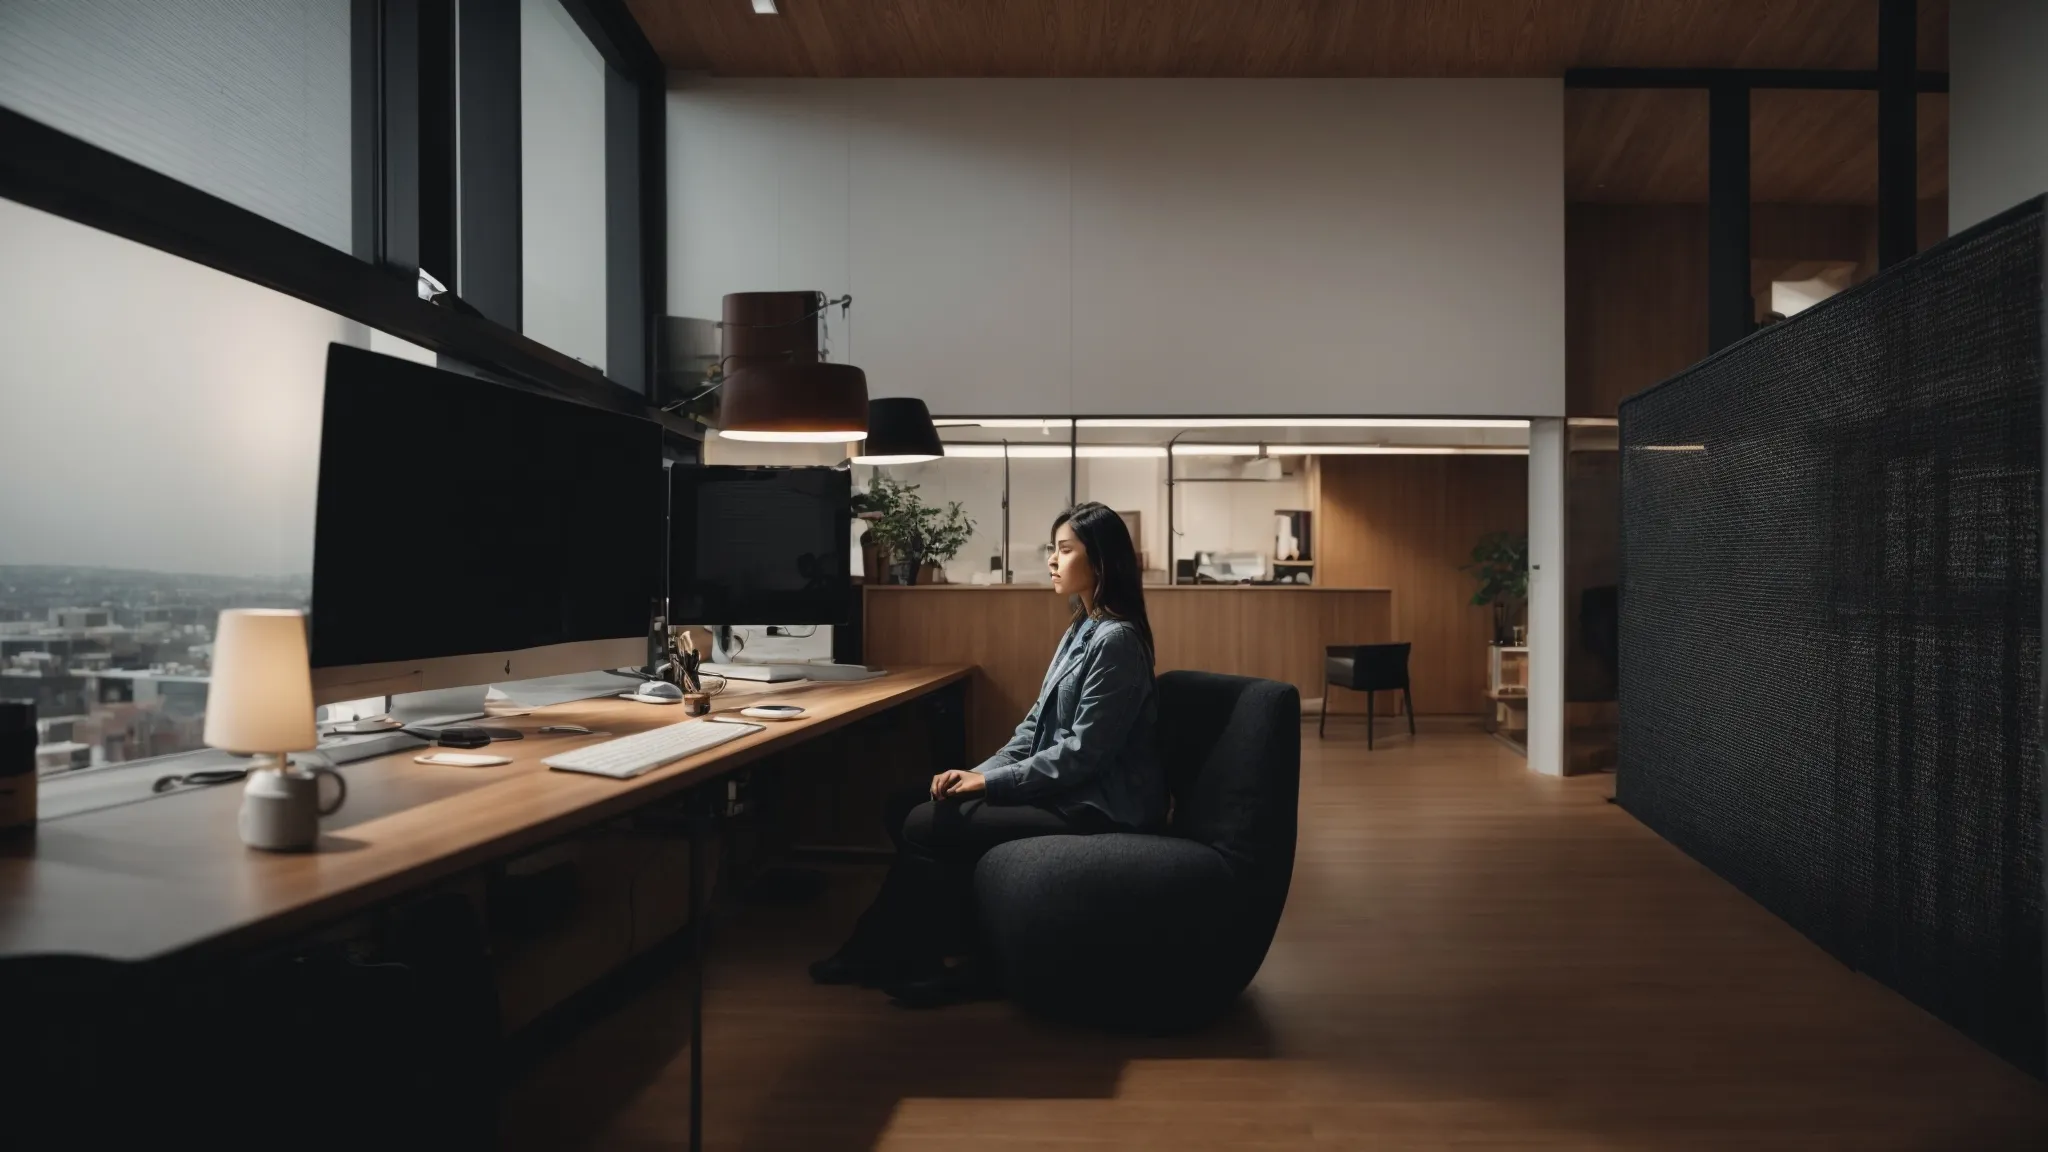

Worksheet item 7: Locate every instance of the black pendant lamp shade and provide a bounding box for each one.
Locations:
[851,398,945,464]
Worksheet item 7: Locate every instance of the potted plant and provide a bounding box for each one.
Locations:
[1461,530,1529,645]
[858,475,975,584]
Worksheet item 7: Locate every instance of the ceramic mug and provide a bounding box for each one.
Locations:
[239,763,347,851]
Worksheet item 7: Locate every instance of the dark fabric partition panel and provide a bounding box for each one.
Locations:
[1618,197,2046,1075]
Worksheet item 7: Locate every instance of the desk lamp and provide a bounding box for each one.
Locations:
[204,609,345,851]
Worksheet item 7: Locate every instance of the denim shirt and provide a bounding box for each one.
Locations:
[975,617,1165,831]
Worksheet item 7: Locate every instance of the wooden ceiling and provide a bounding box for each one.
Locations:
[628,0,1948,78]
[637,0,1951,207]
[1567,89,1948,203]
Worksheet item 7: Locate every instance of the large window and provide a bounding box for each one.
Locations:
[0,0,354,252]
[0,199,430,775]
[521,0,611,374]
[0,0,666,778]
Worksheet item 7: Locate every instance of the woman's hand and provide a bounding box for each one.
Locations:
[929,770,986,801]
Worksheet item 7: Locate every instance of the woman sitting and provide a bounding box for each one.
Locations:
[810,502,1165,1007]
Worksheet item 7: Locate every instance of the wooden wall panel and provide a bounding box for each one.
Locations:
[1316,456,1529,716]
[865,586,1391,759]
[1566,203,1711,418]
[865,587,1074,761]
[1565,201,1950,419]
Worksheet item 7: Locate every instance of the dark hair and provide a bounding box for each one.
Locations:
[1051,502,1154,665]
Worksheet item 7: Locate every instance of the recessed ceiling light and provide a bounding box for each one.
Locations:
[751,0,777,13]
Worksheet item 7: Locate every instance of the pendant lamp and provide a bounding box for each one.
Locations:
[713,291,869,443]
[850,398,944,463]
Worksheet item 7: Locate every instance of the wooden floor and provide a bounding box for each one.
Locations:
[507,721,2048,1150]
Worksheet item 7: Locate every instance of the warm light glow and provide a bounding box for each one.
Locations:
[717,429,869,443]
[851,452,943,465]
[204,609,317,755]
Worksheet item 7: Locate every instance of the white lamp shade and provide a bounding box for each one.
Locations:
[203,609,318,754]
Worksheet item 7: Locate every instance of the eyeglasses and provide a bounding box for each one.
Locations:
[151,768,250,794]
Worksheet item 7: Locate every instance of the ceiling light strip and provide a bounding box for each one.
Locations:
[939,444,1530,459]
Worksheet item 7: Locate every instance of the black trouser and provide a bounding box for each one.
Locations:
[842,789,1111,974]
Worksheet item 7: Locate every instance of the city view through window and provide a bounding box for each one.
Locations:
[1,567,308,774]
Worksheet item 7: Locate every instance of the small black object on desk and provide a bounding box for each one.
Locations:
[403,725,523,749]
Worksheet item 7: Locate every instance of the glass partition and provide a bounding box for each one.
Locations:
[858,418,1530,587]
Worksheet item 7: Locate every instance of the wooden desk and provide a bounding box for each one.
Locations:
[0,665,971,963]
[864,586,1391,758]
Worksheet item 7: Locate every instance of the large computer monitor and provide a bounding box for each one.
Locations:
[309,344,664,702]
[668,466,851,627]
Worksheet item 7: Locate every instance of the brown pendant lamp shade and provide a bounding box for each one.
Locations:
[716,290,869,443]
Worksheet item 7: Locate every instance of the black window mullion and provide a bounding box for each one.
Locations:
[456,0,523,330]
[606,65,644,394]
[350,0,383,263]
[380,0,422,277]
[417,0,458,291]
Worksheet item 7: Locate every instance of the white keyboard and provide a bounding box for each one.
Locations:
[544,719,763,779]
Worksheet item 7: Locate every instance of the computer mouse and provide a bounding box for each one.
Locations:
[434,726,492,748]
[639,681,684,701]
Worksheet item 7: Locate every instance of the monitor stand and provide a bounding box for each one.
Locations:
[706,627,883,683]
[318,685,486,765]
[389,684,490,727]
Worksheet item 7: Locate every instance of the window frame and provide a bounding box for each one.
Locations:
[0,0,671,419]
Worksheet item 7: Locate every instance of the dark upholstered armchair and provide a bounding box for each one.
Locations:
[1321,641,1414,746]
[973,671,1301,1032]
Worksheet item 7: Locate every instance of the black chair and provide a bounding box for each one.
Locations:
[973,671,1300,1032]
[1320,642,1414,746]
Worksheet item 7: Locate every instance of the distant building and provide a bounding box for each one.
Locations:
[51,608,112,629]
[36,741,92,774]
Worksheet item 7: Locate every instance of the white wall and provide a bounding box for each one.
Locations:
[670,79,1564,418]
[1951,0,2048,232]
[1525,418,1566,777]
[522,0,610,372]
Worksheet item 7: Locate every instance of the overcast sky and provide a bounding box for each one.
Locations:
[0,199,330,578]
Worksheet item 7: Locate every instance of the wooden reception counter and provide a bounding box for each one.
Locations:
[865,584,1392,757]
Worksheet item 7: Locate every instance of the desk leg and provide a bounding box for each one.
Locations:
[688,787,713,1152]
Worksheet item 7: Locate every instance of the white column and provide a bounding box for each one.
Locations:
[1525,417,1566,776]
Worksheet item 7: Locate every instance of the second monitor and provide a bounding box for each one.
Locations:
[668,465,852,629]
